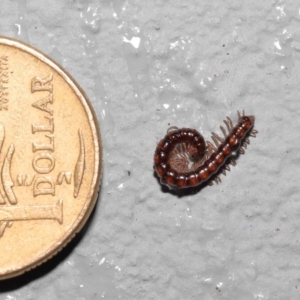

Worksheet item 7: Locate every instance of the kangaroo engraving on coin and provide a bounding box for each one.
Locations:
[0,37,102,280]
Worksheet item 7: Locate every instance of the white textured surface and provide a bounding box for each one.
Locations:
[0,0,300,299]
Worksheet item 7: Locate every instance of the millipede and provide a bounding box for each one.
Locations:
[154,110,257,189]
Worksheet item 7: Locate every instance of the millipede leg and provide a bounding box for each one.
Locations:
[172,147,182,158]
[224,116,233,132]
[224,119,231,132]
[212,136,220,147]
[230,158,237,166]
[214,176,222,184]
[224,165,230,171]
[207,141,217,150]
[206,141,215,156]
[179,143,192,160]
[237,110,242,121]
[239,147,245,154]
[227,116,233,129]
[250,129,258,137]
[220,125,227,138]
[211,132,224,148]
[212,132,223,142]
[237,110,245,121]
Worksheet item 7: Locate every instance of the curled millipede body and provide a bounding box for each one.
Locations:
[154,110,257,189]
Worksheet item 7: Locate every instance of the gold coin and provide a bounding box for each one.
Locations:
[0,37,102,280]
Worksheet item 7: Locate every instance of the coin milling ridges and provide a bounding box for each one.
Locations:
[0,37,102,280]
[0,54,9,111]
[0,124,6,204]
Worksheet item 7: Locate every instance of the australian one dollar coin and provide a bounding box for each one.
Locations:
[0,37,102,279]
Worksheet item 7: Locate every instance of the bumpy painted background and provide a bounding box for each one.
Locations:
[0,0,299,299]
